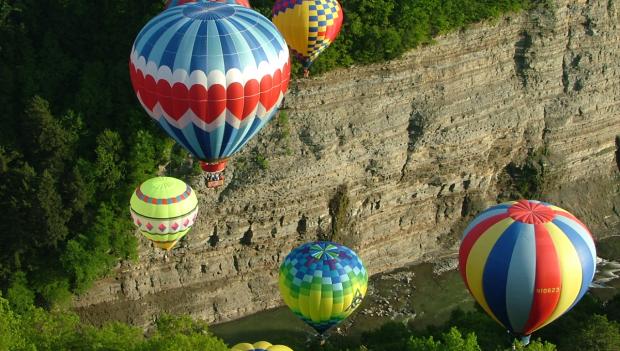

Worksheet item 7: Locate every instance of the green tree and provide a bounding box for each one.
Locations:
[407,327,481,351]
[568,314,620,351]
[144,315,229,351]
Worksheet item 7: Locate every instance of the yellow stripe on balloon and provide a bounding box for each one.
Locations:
[319,288,332,321]
[309,281,322,322]
[231,343,255,351]
[269,346,294,351]
[536,222,582,330]
[253,341,273,349]
[272,3,311,57]
[466,217,515,327]
[298,285,310,321]
[279,277,298,313]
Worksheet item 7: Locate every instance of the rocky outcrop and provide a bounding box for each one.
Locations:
[74,0,620,327]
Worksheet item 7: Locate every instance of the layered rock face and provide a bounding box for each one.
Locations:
[74,0,620,326]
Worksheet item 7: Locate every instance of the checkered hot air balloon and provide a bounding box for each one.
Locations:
[129,3,290,186]
[165,0,251,10]
[231,341,293,351]
[272,0,343,75]
[279,241,368,334]
[129,177,199,251]
[459,200,597,345]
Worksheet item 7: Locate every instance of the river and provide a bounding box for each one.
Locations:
[211,237,620,349]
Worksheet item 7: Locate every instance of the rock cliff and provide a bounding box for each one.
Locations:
[74,0,620,327]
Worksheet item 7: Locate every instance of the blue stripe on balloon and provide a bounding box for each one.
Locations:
[239,14,284,59]
[215,20,241,72]
[505,222,536,333]
[205,20,226,73]
[192,124,216,159]
[227,17,269,65]
[222,19,255,70]
[238,12,286,53]
[552,217,596,310]
[462,208,509,240]
[149,17,193,67]
[173,20,202,71]
[137,16,183,59]
[230,113,274,153]
[158,118,203,158]
[482,220,523,331]
[135,11,179,52]
[160,19,194,68]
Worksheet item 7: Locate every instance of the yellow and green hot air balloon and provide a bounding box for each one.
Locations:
[279,241,368,334]
[231,341,293,351]
[129,177,199,251]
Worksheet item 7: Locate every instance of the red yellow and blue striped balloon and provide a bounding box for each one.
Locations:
[272,0,343,68]
[165,0,251,10]
[459,200,596,341]
[130,2,290,174]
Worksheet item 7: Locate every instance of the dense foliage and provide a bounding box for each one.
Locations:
[2,292,620,350]
[0,0,538,308]
[0,294,229,351]
[254,0,532,74]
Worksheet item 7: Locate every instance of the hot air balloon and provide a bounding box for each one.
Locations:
[129,177,199,251]
[130,3,290,188]
[272,0,343,77]
[165,0,251,10]
[279,241,368,334]
[231,341,293,351]
[459,200,596,345]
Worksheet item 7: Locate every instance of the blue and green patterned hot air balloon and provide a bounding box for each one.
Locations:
[279,241,368,334]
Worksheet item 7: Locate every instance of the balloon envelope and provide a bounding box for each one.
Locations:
[272,0,343,68]
[130,3,290,171]
[231,341,293,351]
[165,0,251,9]
[279,241,368,333]
[459,200,596,337]
[129,177,198,250]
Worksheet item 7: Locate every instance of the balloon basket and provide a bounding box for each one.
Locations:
[206,175,225,188]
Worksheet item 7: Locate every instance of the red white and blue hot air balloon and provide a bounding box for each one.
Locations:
[459,200,597,345]
[165,0,251,10]
[130,3,290,185]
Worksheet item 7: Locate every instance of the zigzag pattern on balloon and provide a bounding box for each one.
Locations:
[128,59,289,130]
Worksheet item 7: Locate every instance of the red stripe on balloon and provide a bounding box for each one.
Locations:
[226,82,245,119]
[281,60,291,94]
[172,82,189,120]
[207,84,226,123]
[458,213,510,289]
[523,224,561,335]
[242,79,260,119]
[189,84,208,122]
